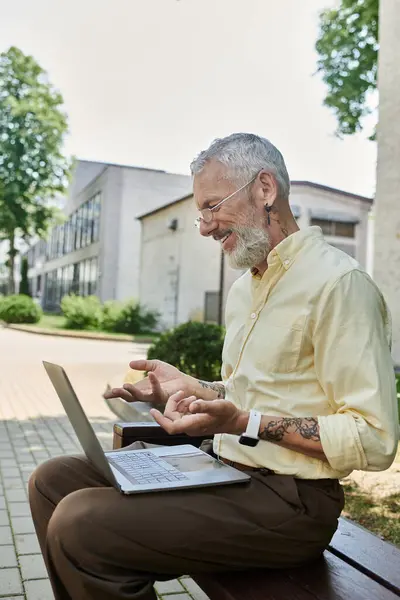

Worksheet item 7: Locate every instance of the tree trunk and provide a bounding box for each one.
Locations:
[7,230,16,295]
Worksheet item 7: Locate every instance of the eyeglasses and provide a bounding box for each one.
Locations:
[194,173,258,228]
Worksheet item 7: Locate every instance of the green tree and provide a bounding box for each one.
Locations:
[315,0,379,138]
[19,255,30,296]
[0,46,71,293]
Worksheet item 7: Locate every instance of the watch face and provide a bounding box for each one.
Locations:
[239,435,259,447]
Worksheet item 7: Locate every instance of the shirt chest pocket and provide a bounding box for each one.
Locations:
[247,318,305,374]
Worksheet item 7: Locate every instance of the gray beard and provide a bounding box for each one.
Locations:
[225,225,271,270]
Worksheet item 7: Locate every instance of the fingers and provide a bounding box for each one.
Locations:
[104,387,139,403]
[129,359,158,372]
[150,409,185,434]
[189,399,228,414]
[189,399,211,413]
[148,372,164,399]
[176,397,197,414]
[122,382,149,402]
[168,390,186,403]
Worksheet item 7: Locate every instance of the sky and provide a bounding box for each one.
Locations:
[0,0,377,198]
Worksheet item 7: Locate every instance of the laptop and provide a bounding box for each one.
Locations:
[43,361,250,494]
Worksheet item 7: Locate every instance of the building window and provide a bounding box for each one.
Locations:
[92,192,101,243]
[311,218,355,238]
[89,257,98,295]
[31,191,102,269]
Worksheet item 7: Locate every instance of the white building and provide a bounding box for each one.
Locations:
[138,182,372,329]
[26,160,192,310]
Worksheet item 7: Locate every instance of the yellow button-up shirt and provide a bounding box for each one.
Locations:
[214,227,399,479]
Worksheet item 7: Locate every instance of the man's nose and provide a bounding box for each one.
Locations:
[199,218,218,237]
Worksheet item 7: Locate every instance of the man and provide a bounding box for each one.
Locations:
[29,133,399,600]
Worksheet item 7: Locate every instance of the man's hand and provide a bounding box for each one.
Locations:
[103,359,195,406]
[150,393,248,437]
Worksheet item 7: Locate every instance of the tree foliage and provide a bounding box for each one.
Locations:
[315,0,379,138]
[0,46,71,292]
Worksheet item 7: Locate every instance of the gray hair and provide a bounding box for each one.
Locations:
[190,133,290,200]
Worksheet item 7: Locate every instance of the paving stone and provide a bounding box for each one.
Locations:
[0,525,13,545]
[14,532,41,554]
[5,488,27,502]
[0,459,17,467]
[24,578,54,600]
[19,553,48,580]
[0,450,14,459]
[0,510,10,527]
[1,467,21,478]
[8,502,31,517]
[0,544,18,568]
[0,496,5,510]
[0,567,24,595]
[20,462,36,470]
[155,579,186,594]
[181,578,211,600]
[3,478,25,490]
[11,516,36,534]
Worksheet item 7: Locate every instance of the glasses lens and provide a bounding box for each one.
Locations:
[203,209,213,223]
[195,209,213,228]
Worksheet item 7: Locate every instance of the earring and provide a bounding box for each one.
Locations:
[265,205,272,225]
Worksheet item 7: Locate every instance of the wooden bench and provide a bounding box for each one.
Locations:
[113,421,400,600]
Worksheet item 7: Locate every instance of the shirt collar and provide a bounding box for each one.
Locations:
[251,227,323,279]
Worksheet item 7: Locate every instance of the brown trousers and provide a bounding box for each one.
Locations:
[28,441,344,600]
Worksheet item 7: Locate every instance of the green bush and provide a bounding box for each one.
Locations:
[112,299,160,335]
[147,321,225,380]
[101,300,123,332]
[0,294,42,324]
[61,295,102,330]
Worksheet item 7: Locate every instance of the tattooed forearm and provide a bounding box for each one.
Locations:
[198,381,225,399]
[260,417,320,443]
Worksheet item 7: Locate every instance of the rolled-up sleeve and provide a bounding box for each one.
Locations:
[314,269,399,473]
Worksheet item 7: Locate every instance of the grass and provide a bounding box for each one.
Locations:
[342,446,400,547]
[39,314,69,330]
[343,483,400,546]
[20,313,158,342]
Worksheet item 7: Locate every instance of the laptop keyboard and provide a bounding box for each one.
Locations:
[109,451,190,485]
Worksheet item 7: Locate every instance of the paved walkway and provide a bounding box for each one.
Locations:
[0,327,208,600]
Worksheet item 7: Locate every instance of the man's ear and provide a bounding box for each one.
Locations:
[259,171,278,206]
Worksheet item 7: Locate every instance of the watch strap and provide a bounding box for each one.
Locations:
[245,410,262,439]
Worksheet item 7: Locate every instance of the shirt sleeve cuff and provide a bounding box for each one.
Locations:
[318,414,368,472]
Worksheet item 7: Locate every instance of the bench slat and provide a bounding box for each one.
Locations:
[329,517,400,595]
[194,550,399,600]
[194,570,319,600]
[288,551,399,600]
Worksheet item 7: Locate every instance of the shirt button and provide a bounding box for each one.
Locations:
[284,259,290,266]
[251,312,257,319]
